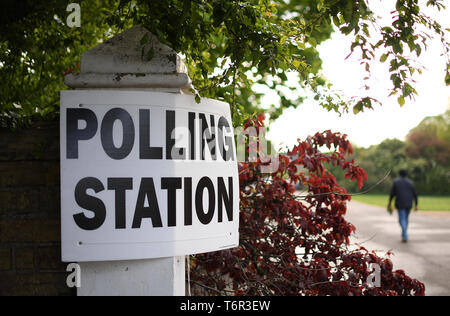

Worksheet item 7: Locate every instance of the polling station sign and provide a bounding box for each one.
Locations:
[60,90,239,262]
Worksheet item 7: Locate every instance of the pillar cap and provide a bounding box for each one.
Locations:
[65,25,191,91]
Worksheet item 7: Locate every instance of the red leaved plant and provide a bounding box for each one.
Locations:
[190,115,425,296]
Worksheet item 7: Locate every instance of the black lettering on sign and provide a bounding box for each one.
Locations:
[67,108,98,159]
[139,109,163,159]
[101,108,135,160]
[195,177,216,225]
[67,108,234,162]
[161,177,182,227]
[218,116,235,161]
[199,114,216,161]
[71,176,235,230]
[132,178,163,228]
[218,177,233,222]
[107,178,133,229]
[188,112,196,160]
[184,177,193,225]
[73,177,106,231]
[166,110,186,160]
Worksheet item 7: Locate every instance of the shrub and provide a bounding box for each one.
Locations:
[190,118,425,296]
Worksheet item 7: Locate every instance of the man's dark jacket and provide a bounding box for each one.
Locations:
[389,177,418,210]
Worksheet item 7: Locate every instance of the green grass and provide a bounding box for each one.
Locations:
[353,195,450,212]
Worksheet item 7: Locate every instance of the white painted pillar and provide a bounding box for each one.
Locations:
[77,257,185,296]
[65,25,191,296]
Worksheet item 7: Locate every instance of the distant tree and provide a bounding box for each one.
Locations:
[327,138,408,193]
[406,109,450,166]
[407,130,449,166]
[329,110,450,195]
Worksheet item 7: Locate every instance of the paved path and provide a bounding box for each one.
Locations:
[346,201,450,296]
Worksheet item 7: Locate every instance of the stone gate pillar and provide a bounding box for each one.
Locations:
[64,25,191,296]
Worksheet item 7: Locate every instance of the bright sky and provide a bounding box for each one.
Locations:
[266,1,450,149]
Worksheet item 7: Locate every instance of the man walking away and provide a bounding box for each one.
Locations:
[387,169,419,243]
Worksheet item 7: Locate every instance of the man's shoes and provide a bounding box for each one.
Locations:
[401,239,408,243]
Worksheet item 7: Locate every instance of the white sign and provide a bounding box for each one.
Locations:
[60,90,239,262]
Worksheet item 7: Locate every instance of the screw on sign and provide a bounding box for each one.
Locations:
[60,90,240,262]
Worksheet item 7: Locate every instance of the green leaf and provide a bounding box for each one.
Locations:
[317,0,324,11]
[380,54,388,63]
[353,105,362,114]
[146,47,155,61]
[297,41,306,49]
[398,96,405,106]
[307,37,317,47]
[140,34,149,45]
[292,59,302,69]
[332,16,340,27]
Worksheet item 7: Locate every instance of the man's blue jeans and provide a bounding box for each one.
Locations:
[398,208,411,241]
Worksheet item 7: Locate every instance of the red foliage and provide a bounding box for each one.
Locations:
[406,129,450,166]
[190,117,425,296]
[63,62,80,76]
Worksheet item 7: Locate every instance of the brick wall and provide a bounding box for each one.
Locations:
[0,121,75,296]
